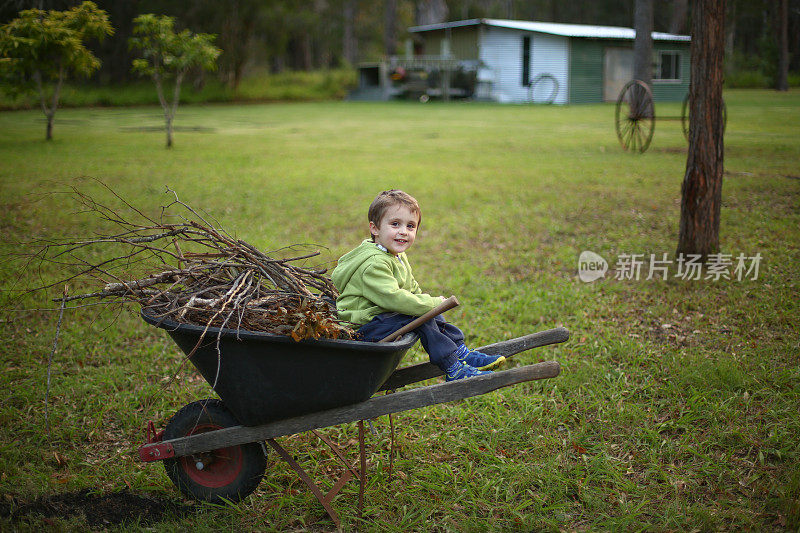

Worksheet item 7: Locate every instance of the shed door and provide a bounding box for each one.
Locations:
[604,47,633,102]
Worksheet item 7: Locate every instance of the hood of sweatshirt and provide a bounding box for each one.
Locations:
[331,239,387,293]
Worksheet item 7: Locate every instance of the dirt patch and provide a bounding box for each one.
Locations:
[1,489,193,528]
[640,319,697,347]
[119,125,216,133]
[652,146,687,154]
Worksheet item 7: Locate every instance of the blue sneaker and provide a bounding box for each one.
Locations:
[454,345,506,371]
[445,361,492,381]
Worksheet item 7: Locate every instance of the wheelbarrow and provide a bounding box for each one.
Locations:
[137,297,568,526]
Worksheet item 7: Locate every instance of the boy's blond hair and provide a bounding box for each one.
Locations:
[367,190,421,241]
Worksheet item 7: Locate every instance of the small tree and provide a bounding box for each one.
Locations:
[0,1,113,140]
[129,14,220,148]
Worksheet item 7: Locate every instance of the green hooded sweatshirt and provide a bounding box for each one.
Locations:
[332,239,440,326]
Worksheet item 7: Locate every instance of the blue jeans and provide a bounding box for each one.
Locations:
[357,313,464,370]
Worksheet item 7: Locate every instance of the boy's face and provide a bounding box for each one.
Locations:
[370,204,419,256]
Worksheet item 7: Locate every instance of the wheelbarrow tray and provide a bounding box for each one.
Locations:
[141,309,418,426]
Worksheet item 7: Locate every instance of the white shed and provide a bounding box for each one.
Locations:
[476,22,570,103]
[408,18,691,104]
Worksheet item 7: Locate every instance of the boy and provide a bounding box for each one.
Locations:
[332,190,505,381]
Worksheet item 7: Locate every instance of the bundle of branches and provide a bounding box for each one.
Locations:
[31,187,355,342]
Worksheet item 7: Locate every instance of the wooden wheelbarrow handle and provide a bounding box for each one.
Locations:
[377,295,459,343]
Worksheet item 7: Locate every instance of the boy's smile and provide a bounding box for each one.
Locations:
[370,204,418,255]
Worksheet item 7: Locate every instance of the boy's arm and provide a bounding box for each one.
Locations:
[401,254,424,295]
[361,261,441,317]
[409,275,424,295]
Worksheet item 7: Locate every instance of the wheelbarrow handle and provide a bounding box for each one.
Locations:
[378,295,459,343]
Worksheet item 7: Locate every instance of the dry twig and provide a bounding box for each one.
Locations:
[27,187,354,342]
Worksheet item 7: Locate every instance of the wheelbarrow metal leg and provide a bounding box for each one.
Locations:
[358,420,366,520]
[322,469,354,505]
[311,429,361,480]
[388,411,396,479]
[267,438,342,528]
[268,422,369,527]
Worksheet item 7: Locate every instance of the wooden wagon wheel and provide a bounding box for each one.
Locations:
[615,80,655,153]
[681,94,728,140]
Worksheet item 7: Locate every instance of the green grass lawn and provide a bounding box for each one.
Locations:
[0,89,798,531]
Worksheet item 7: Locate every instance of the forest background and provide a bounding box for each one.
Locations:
[1,0,798,107]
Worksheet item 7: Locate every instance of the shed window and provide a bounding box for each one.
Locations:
[522,36,531,86]
[656,51,681,81]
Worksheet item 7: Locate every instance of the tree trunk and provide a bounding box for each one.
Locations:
[776,0,789,91]
[313,0,329,68]
[155,88,171,148]
[725,1,736,65]
[669,0,688,34]
[153,72,175,149]
[290,31,313,70]
[384,0,397,57]
[46,113,54,141]
[34,70,47,140]
[220,0,251,89]
[677,0,727,259]
[343,0,358,65]
[634,0,654,86]
[504,0,513,19]
[415,0,448,26]
[166,115,173,148]
[165,72,183,149]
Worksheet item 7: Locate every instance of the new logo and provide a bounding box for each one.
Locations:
[578,251,608,282]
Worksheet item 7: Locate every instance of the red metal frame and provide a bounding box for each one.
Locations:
[136,418,374,527]
[138,420,174,462]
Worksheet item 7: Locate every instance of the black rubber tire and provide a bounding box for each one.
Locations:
[163,399,266,503]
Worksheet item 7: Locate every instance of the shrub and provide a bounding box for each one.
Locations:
[0,68,357,110]
[725,69,771,89]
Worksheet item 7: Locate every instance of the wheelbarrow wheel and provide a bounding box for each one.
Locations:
[163,399,266,503]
